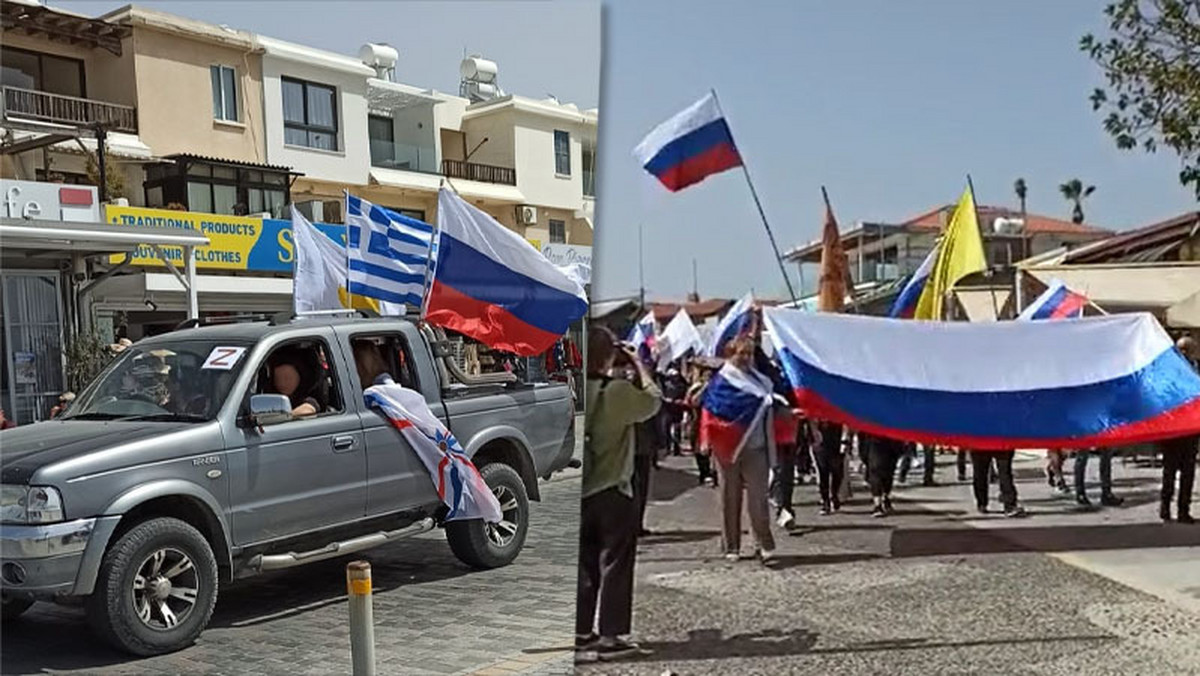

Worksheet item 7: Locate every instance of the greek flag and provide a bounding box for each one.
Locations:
[346,194,434,308]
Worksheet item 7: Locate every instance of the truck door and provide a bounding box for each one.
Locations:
[226,335,367,545]
[336,327,439,516]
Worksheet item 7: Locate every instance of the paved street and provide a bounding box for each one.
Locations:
[1,419,583,676]
[578,451,1200,675]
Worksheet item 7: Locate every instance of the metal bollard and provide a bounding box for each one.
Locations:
[346,560,376,676]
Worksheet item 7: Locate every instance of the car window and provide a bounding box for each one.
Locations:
[250,339,344,421]
[350,334,419,394]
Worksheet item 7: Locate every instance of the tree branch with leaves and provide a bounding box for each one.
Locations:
[1082,0,1200,198]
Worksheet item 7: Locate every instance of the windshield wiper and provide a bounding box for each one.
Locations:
[60,412,126,421]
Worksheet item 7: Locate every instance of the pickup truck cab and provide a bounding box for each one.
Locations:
[0,314,576,655]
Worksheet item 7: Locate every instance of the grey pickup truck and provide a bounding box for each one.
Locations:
[0,313,576,655]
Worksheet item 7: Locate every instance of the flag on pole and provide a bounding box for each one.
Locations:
[292,205,346,313]
[706,292,754,357]
[657,308,704,369]
[627,311,657,363]
[913,186,986,320]
[346,194,433,309]
[425,189,588,356]
[888,245,939,319]
[764,308,1200,449]
[364,375,502,523]
[1017,280,1089,321]
[817,195,850,313]
[700,362,776,466]
[634,92,742,192]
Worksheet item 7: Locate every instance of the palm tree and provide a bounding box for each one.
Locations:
[1058,179,1095,224]
[1013,178,1027,215]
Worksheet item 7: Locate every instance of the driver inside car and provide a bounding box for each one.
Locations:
[268,353,324,417]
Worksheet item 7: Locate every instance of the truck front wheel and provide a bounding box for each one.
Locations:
[86,517,219,656]
[445,463,529,569]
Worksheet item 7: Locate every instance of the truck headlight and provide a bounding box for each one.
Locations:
[1,485,65,524]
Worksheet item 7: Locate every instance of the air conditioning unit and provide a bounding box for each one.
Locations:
[517,205,537,225]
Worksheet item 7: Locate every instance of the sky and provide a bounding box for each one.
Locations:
[594,0,1198,302]
[53,0,600,110]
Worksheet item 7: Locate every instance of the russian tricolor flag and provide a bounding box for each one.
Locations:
[424,189,589,356]
[700,363,775,466]
[706,292,755,357]
[634,92,743,192]
[888,246,938,319]
[627,311,657,363]
[1018,280,1089,321]
[764,308,1200,450]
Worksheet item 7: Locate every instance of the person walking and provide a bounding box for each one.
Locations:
[970,450,1026,517]
[1073,447,1123,508]
[1160,336,1198,524]
[864,433,904,517]
[703,338,777,565]
[813,420,845,515]
[632,416,660,537]
[685,364,717,486]
[577,327,662,659]
[769,398,801,530]
[1047,449,1070,495]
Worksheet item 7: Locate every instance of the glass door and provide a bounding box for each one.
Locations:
[3,273,64,424]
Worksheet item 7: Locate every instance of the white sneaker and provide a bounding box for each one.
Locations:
[760,548,777,564]
[724,552,740,562]
[776,509,796,530]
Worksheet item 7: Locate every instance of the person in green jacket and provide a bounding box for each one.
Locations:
[576,326,661,661]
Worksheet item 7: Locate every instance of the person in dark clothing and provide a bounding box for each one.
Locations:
[897,442,918,484]
[921,444,936,486]
[769,399,800,530]
[865,433,904,517]
[956,449,968,482]
[658,367,688,456]
[814,420,844,515]
[632,418,659,537]
[1161,336,1199,524]
[970,450,1026,517]
[1073,447,1123,508]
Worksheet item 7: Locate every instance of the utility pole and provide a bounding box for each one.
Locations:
[638,222,646,310]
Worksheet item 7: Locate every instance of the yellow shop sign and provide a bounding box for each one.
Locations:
[106,206,264,270]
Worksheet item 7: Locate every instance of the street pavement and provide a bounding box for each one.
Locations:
[577,450,1200,675]
[1,417,583,676]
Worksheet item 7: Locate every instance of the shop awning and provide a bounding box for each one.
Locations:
[1025,264,1200,311]
[369,168,527,204]
[0,217,209,257]
[92,272,292,313]
[1168,290,1200,328]
[954,287,1012,322]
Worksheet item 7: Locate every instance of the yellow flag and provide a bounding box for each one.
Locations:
[913,185,986,320]
[338,287,380,312]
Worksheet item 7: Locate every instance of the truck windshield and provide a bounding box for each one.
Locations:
[64,340,252,422]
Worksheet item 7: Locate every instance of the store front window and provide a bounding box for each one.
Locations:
[0,273,64,424]
[143,155,292,217]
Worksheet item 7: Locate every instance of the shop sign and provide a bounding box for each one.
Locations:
[105,208,345,272]
[541,243,592,268]
[1,179,99,222]
[13,352,36,385]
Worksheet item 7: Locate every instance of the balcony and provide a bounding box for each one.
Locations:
[2,86,137,134]
[441,159,516,186]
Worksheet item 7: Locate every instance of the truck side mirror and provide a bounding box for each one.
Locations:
[248,394,293,427]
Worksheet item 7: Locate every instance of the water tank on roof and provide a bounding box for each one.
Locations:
[992,217,1025,235]
[359,43,398,81]
[460,56,498,83]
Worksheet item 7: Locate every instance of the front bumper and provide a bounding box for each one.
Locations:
[1,519,95,598]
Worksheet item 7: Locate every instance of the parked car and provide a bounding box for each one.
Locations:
[0,314,576,655]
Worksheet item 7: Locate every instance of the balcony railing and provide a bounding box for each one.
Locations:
[2,86,137,134]
[441,158,516,186]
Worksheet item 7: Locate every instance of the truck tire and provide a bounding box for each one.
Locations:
[1,595,34,620]
[85,517,219,656]
[445,463,529,569]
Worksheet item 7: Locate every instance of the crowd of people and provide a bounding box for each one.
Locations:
[577,317,1200,663]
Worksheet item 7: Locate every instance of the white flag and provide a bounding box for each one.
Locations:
[657,308,704,370]
[292,205,345,313]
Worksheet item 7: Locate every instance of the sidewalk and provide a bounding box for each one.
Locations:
[576,451,1200,675]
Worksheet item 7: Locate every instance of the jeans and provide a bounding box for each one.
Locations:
[868,438,903,498]
[576,488,637,637]
[971,450,1017,511]
[1073,448,1114,498]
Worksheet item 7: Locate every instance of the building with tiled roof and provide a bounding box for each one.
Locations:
[783,203,1114,293]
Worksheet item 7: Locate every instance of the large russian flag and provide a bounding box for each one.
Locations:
[634,92,743,192]
[425,189,589,356]
[1017,280,1089,321]
[700,363,775,465]
[888,246,938,319]
[763,308,1200,450]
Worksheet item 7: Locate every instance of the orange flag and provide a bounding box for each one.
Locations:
[817,189,848,313]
